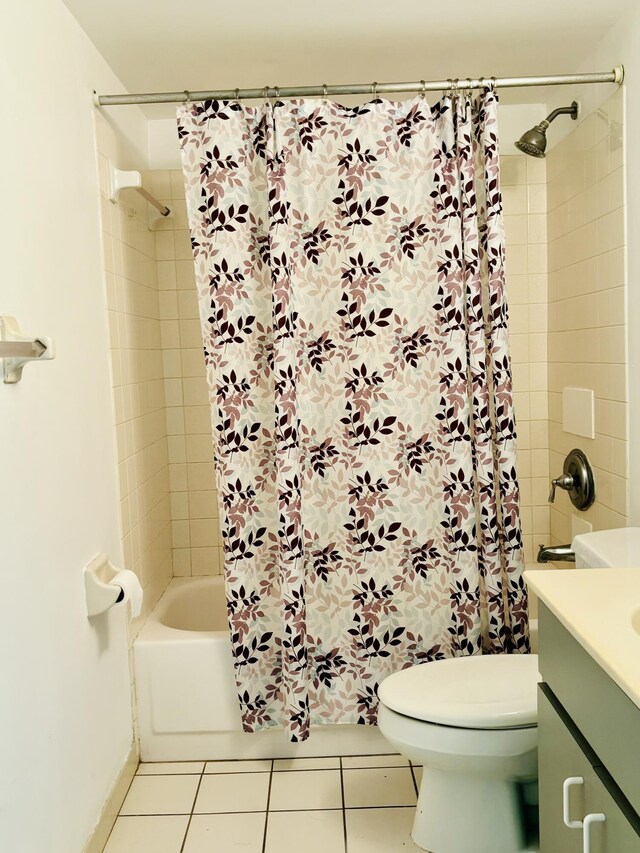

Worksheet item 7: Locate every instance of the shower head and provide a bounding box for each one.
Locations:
[515,101,579,158]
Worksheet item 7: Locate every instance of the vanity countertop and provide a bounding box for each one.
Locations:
[524,568,640,711]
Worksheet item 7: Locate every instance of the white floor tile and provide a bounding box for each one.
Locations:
[273,756,340,771]
[194,771,270,813]
[120,775,200,815]
[269,769,342,811]
[103,815,189,852]
[342,754,409,769]
[343,767,417,808]
[346,807,422,852]
[265,809,345,853]
[137,762,204,775]
[204,759,272,774]
[113,753,428,852]
[183,812,266,852]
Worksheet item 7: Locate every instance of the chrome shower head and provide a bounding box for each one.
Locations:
[515,101,579,158]
[515,122,550,157]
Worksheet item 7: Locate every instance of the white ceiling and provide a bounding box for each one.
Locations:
[65,0,632,116]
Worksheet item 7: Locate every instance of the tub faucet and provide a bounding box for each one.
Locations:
[537,544,576,563]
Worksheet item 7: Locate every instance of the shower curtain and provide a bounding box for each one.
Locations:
[178,88,529,742]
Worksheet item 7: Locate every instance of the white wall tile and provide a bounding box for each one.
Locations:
[151,171,222,576]
[546,88,627,540]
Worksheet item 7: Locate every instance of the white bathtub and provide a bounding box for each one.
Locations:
[134,577,390,761]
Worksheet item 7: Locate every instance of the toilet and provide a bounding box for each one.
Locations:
[377,527,640,853]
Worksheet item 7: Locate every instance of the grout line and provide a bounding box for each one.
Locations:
[409,762,419,797]
[343,804,416,811]
[341,764,409,772]
[136,772,203,776]
[260,760,275,853]
[259,804,416,813]
[339,757,348,853]
[190,752,398,764]
[269,807,344,813]
[179,764,206,853]
[116,804,417,817]
[120,810,268,817]
[269,766,341,772]
[141,770,271,777]
[271,765,405,773]
[101,764,140,850]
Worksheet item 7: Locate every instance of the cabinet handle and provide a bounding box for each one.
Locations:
[582,813,605,853]
[563,776,585,829]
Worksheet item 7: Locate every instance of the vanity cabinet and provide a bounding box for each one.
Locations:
[538,603,640,852]
[539,687,640,851]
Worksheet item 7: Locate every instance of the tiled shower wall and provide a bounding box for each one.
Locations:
[96,117,173,624]
[546,88,627,542]
[150,171,223,577]
[501,154,550,568]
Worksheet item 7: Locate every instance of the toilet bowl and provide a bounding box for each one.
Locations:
[378,653,539,853]
[377,527,640,853]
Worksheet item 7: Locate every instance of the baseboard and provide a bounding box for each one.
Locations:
[83,740,138,853]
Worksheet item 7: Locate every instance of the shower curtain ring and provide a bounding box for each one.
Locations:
[263,85,270,101]
[183,89,191,103]
[420,80,426,99]
[234,88,240,101]
[322,83,328,101]
[274,85,280,101]
[371,81,378,98]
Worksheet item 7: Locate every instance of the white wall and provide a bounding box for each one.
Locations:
[543,10,638,524]
[0,2,148,851]
[596,13,640,526]
[149,118,182,169]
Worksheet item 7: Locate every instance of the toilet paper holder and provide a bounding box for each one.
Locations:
[84,553,126,617]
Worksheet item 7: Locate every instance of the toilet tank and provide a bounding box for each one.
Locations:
[572,528,640,569]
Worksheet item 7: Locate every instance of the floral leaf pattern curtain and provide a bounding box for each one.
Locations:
[178,89,529,742]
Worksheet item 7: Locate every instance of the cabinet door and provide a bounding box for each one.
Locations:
[583,770,640,853]
[539,687,640,853]
[539,686,588,853]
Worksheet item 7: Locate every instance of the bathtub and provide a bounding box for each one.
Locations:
[134,577,390,761]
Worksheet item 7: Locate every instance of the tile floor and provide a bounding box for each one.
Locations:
[104,754,424,852]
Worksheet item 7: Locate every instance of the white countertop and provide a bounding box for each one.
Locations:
[524,568,640,710]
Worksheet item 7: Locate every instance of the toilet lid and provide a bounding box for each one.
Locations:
[378,654,539,729]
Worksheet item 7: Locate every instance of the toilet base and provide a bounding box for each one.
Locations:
[412,767,527,853]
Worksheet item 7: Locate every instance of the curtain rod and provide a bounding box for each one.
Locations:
[94,67,624,107]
